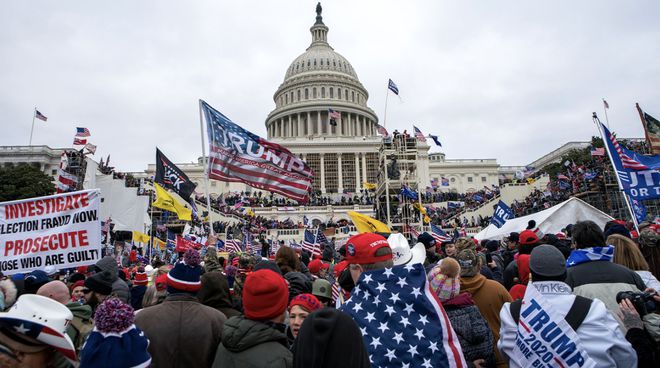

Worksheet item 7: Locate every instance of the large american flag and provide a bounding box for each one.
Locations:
[413,126,427,142]
[301,229,321,256]
[431,223,452,243]
[201,100,314,202]
[328,108,341,123]
[224,238,242,253]
[340,264,466,367]
[75,127,91,137]
[605,125,649,170]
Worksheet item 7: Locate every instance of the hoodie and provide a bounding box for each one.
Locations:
[65,302,93,353]
[94,256,130,303]
[199,271,241,319]
[212,315,292,368]
[461,273,512,368]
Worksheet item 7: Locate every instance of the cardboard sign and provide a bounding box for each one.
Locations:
[0,190,102,275]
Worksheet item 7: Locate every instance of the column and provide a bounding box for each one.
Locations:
[337,153,344,193]
[297,114,303,136]
[355,153,361,191]
[320,153,326,194]
[316,111,321,136]
[362,152,368,185]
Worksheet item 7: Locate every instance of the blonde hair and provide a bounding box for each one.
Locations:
[609,234,649,271]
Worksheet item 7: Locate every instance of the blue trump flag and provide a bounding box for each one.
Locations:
[601,122,660,200]
[490,200,514,228]
[401,186,418,200]
[340,264,466,367]
[429,134,442,147]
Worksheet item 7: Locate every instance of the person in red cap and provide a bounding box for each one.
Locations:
[344,233,394,283]
[503,229,540,290]
[287,293,322,340]
[212,269,292,368]
[307,259,329,280]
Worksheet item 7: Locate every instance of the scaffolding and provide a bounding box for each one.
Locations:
[375,134,424,237]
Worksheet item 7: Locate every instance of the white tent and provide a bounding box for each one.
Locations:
[475,197,614,241]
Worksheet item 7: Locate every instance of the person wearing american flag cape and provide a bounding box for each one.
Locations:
[339,232,467,367]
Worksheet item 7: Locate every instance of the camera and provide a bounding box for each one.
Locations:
[616,291,657,317]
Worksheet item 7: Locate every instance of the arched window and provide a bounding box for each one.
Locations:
[333,60,336,67]
[290,92,293,102]
[314,59,317,66]
[329,87,334,98]
[351,91,355,102]
[297,90,301,101]
[305,89,309,100]
[345,89,349,100]
[320,59,323,66]
[285,95,288,104]
[321,87,325,98]
[313,88,317,99]
[307,60,310,67]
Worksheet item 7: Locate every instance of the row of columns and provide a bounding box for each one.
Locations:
[301,152,369,194]
[268,111,376,138]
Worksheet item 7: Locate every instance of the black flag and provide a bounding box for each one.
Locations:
[155,148,197,200]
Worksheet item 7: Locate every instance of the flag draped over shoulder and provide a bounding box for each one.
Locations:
[348,211,390,234]
[201,100,314,203]
[155,148,197,200]
[340,264,466,367]
[152,183,192,221]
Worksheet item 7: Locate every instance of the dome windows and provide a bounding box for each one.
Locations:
[351,91,355,102]
[313,87,317,99]
[305,88,309,100]
[297,90,301,101]
[321,87,325,98]
[329,87,334,98]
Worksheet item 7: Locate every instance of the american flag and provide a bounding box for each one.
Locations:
[405,224,420,238]
[413,126,427,142]
[590,147,605,156]
[340,264,466,367]
[605,125,649,170]
[201,100,314,203]
[225,238,243,253]
[557,174,570,181]
[388,79,399,95]
[430,178,439,188]
[75,127,91,137]
[301,229,321,256]
[35,110,48,121]
[84,143,97,154]
[316,230,328,247]
[377,124,389,136]
[73,138,87,146]
[328,108,342,123]
[243,232,253,254]
[430,223,452,243]
[331,282,341,303]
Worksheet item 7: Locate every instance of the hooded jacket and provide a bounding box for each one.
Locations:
[283,272,312,300]
[442,293,495,367]
[461,273,512,368]
[212,315,292,368]
[199,271,242,319]
[65,302,93,353]
[94,256,130,303]
[292,308,370,368]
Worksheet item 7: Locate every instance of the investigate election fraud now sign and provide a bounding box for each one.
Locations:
[0,190,102,275]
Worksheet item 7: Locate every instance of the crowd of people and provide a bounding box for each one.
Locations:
[1,212,659,367]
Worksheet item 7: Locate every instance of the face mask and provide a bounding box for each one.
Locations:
[338,268,355,292]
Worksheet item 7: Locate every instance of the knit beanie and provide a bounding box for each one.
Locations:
[133,267,148,287]
[84,271,114,295]
[242,269,289,321]
[79,298,151,368]
[70,280,85,293]
[428,258,461,302]
[417,232,436,249]
[167,249,202,293]
[289,293,323,313]
[155,274,168,292]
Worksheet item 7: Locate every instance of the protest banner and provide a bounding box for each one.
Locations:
[513,284,596,367]
[491,200,514,228]
[175,235,201,253]
[0,190,102,275]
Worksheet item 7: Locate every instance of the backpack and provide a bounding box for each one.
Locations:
[69,315,94,353]
[510,295,592,332]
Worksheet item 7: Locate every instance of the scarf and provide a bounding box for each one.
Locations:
[428,273,460,302]
[566,245,614,268]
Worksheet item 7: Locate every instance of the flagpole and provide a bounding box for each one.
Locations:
[382,87,390,129]
[29,107,36,146]
[198,99,215,236]
[149,189,154,260]
[602,99,610,129]
[593,113,639,233]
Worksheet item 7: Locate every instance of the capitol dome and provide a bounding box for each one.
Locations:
[266,3,378,140]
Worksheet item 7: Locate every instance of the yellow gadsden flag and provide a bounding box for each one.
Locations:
[153,183,192,221]
[363,182,377,190]
[132,231,150,244]
[348,211,390,234]
[155,238,166,250]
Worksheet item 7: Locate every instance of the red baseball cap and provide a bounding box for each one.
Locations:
[344,233,392,265]
[519,230,539,245]
[308,259,329,274]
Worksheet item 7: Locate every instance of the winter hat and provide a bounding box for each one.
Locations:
[37,281,71,305]
[133,267,148,287]
[485,240,500,253]
[289,293,323,313]
[530,245,566,278]
[155,273,168,292]
[456,249,479,278]
[417,232,436,249]
[79,298,151,368]
[242,269,289,321]
[84,271,114,295]
[604,223,631,239]
[507,232,520,243]
[70,280,85,293]
[455,237,476,252]
[253,260,283,275]
[519,230,539,246]
[77,266,89,274]
[167,249,203,293]
[312,279,333,300]
[344,233,391,265]
[428,258,461,302]
[308,259,329,274]
[68,272,86,284]
[24,270,51,294]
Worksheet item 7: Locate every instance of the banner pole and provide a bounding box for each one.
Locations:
[198,100,215,236]
[593,113,639,232]
[149,188,154,260]
[382,88,390,129]
[29,107,36,145]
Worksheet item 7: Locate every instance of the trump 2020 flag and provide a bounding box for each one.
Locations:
[201,100,314,203]
[155,148,197,201]
[491,200,514,228]
[340,263,466,367]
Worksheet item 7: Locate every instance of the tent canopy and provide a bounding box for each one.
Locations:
[475,197,614,241]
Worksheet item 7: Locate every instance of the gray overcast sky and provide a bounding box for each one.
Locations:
[1,0,659,172]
